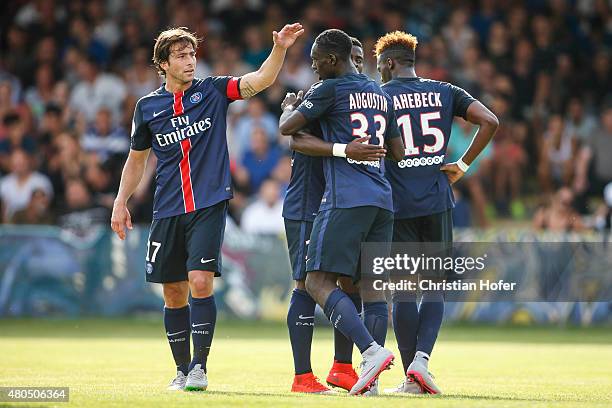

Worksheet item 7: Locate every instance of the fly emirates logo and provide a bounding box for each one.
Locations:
[155,115,212,147]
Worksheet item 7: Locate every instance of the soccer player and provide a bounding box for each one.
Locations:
[282,36,385,394]
[374,31,498,394]
[110,24,304,391]
[279,29,405,395]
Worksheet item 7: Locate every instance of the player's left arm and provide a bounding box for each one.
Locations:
[441,86,499,184]
[238,23,304,98]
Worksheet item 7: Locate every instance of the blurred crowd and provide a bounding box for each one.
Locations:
[0,0,611,234]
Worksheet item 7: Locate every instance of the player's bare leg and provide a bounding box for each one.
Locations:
[305,271,394,395]
[326,277,360,391]
[163,281,190,390]
[184,270,216,391]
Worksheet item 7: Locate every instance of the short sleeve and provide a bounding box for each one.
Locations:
[130,100,152,151]
[450,84,476,119]
[211,76,243,101]
[385,103,401,140]
[296,80,335,121]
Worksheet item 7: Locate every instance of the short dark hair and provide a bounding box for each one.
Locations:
[350,36,363,49]
[315,29,352,60]
[153,27,200,77]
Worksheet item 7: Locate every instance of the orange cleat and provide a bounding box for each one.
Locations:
[326,360,359,391]
[291,372,335,394]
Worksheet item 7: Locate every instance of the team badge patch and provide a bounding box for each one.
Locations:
[190,92,202,104]
[146,263,153,274]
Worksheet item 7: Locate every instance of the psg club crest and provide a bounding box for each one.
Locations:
[190,92,203,104]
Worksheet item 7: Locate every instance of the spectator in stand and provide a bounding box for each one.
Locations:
[574,101,612,210]
[538,114,577,194]
[69,55,126,125]
[232,97,279,158]
[24,64,57,122]
[11,188,54,225]
[564,97,597,145]
[57,178,110,236]
[241,179,284,235]
[533,187,584,232]
[123,47,160,99]
[81,107,129,162]
[0,149,53,222]
[0,113,37,171]
[241,127,282,194]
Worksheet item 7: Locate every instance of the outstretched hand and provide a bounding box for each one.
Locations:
[273,23,304,49]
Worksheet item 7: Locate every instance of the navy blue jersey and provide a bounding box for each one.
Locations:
[382,77,475,219]
[296,73,401,212]
[282,124,325,222]
[131,76,242,219]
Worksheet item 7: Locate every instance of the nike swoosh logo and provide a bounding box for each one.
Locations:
[166,330,187,336]
[153,110,166,117]
[192,323,211,327]
[200,258,215,263]
[298,315,314,319]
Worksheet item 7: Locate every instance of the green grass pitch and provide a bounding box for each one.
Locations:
[0,319,611,407]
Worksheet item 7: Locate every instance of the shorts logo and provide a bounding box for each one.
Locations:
[146,263,153,274]
[190,92,202,104]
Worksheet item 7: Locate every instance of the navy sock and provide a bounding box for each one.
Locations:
[333,293,361,364]
[392,301,419,373]
[416,291,445,356]
[324,288,374,353]
[363,301,388,347]
[189,296,217,372]
[287,289,316,375]
[164,305,191,375]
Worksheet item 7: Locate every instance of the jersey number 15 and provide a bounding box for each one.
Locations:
[398,112,444,156]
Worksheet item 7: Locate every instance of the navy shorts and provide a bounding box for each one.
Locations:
[145,200,228,283]
[393,208,453,244]
[284,219,313,281]
[306,206,393,280]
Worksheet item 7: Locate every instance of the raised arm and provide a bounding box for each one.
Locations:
[441,100,499,184]
[111,149,150,240]
[239,23,304,98]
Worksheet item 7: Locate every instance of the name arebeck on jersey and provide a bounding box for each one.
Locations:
[155,116,213,147]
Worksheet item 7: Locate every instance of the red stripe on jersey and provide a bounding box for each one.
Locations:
[226,77,242,100]
[179,138,196,213]
[173,91,184,116]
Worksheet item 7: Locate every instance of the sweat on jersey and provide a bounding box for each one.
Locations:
[296,73,401,212]
[130,76,242,220]
[382,77,476,219]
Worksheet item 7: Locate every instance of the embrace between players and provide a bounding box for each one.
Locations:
[110,22,498,396]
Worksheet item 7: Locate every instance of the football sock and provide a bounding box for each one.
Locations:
[363,301,388,347]
[392,301,419,373]
[416,291,445,357]
[164,305,191,375]
[287,288,316,375]
[323,288,374,353]
[333,293,361,364]
[189,295,217,373]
